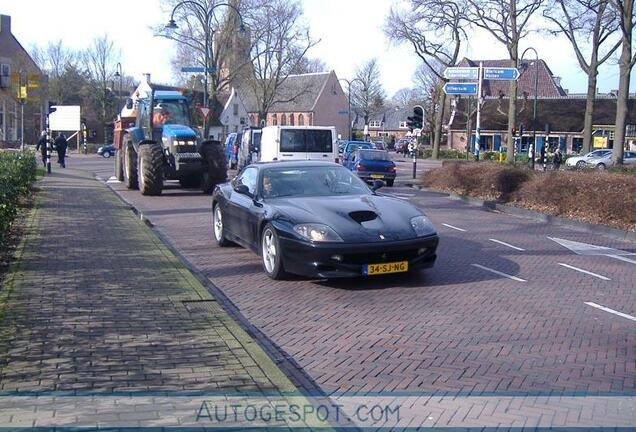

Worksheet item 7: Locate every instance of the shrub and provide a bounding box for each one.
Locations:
[421,148,466,159]
[0,151,37,244]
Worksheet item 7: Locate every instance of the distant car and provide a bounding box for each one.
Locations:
[373,141,386,150]
[342,141,374,163]
[97,144,115,158]
[211,161,438,279]
[585,151,636,169]
[565,149,612,169]
[346,148,396,186]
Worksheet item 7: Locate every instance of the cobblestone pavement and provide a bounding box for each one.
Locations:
[43,156,636,427]
[0,166,309,426]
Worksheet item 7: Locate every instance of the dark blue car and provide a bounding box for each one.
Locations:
[342,140,374,163]
[346,148,396,186]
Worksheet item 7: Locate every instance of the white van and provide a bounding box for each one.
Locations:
[258,126,339,163]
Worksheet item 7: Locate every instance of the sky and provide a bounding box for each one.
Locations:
[2,0,631,97]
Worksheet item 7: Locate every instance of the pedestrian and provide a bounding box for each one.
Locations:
[36,130,48,167]
[553,148,563,170]
[54,133,68,168]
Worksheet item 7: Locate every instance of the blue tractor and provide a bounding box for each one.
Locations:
[114,89,227,196]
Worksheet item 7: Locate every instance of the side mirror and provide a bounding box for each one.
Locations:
[233,184,252,196]
[125,98,133,110]
[371,180,385,191]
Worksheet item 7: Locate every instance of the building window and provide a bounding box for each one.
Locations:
[369,120,381,128]
[233,103,239,116]
[290,114,295,126]
[272,114,277,126]
[0,64,9,89]
[399,121,408,129]
[281,114,287,126]
[298,114,304,126]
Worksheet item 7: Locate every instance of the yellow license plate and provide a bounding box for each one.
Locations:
[364,261,409,275]
[370,174,385,179]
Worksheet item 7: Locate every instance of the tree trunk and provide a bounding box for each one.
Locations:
[432,91,446,160]
[506,78,517,164]
[613,41,631,166]
[582,64,598,154]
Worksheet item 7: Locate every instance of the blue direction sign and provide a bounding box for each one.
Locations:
[483,67,519,80]
[443,82,478,95]
[443,67,479,80]
[181,66,216,73]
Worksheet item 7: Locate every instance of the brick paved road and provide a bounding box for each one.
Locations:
[84,155,635,399]
[0,167,296,397]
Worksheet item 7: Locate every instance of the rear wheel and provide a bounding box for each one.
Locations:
[596,163,606,170]
[213,204,229,247]
[123,140,138,189]
[115,148,124,181]
[138,144,164,196]
[201,141,228,194]
[261,224,287,280]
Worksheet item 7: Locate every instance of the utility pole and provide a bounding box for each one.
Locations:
[474,62,483,161]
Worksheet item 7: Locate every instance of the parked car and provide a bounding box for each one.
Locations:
[342,141,374,163]
[259,126,338,163]
[346,148,396,186]
[585,151,636,169]
[565,149,612,169]
[211,161,439,279]
[238,128,262,171]
[97,144,115,158]
[224,133,241,169]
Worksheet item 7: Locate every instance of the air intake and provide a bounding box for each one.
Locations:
[349,211,377,223]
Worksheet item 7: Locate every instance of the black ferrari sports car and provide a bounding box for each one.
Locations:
[211,161,439,279]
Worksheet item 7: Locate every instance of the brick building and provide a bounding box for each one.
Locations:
[0,14,46,147]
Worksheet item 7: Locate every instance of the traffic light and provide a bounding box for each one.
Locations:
[48,101,57,114]
[406,116,416,131]
[413,106,424,130]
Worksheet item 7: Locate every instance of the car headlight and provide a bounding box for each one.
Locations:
[293,224,343,242]
[410,216,436,237]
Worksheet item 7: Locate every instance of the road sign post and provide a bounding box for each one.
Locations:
[474,62,483,161]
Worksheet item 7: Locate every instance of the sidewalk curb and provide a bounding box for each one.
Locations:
[98,178,330,397]
[408,184,636,243]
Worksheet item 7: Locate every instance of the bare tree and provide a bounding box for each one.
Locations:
[30,40,80,104]
[391,87,420,108]
[385,0,467,159]
[610,0,635,165]
[349,59,386,126]
[413,63,445,143]
[83,34,121,136]
[464,0,544,163]
[243,0,319,123]
[288,56,327,75]
[544,0,620,154]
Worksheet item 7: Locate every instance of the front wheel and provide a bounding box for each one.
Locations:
[576,160,586,169]
[115,149,124,181]
[138,144,164,196]
[596,163,606,170]
[103,151,111,158]
[386,179,394,187]
[213,204,230,247]
[123,140,138,189]
[261,224,287,280]
[201,142,228,194]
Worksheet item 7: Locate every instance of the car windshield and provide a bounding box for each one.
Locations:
[358,149,390,161]
[260,166,371,198]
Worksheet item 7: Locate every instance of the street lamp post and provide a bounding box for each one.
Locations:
[166,1,245,139]
[521,47,539,170]
[338,77,364,141]
[114,62,123,114]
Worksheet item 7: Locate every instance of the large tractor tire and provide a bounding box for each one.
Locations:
[123,139,138,190]
[201,141,228,194]
[138,144,164,196]
[115,147,124,181]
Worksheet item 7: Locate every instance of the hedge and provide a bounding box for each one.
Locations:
[0,151,37,244]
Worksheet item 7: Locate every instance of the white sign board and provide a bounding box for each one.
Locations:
[49,105,81,131]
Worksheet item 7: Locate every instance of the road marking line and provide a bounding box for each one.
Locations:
[605,254,636,265]
[471,264,526,282]
[489,238,525,251]
[442,223,466,232]
[558,263,611,281]
[585,302,636,322]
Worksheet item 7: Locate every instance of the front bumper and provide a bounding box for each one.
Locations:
[278,234,439,279]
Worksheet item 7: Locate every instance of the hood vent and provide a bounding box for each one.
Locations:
[349,210,377,223]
